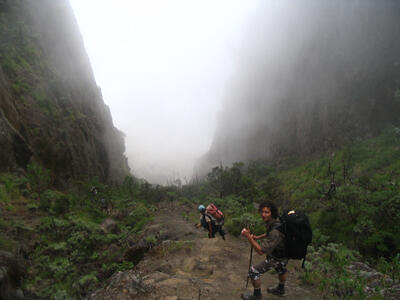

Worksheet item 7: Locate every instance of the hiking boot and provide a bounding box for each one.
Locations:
[267,285,285,297]
[241,291,261,300]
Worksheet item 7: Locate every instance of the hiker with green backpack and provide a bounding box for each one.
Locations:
[240,201,312,300]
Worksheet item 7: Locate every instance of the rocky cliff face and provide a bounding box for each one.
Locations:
[196,0,400,174]
[0,0,129,184]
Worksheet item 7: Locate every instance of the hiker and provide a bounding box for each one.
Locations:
[197,204,225,240]
[90,186,98,205]
[100,198,111,215]
[241,201,288,299]
[90,186,98,195]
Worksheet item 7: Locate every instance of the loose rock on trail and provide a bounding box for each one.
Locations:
[90,202,318,300]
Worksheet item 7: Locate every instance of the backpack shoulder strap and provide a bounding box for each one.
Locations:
[267,221,283,234]
[205,213,216,223]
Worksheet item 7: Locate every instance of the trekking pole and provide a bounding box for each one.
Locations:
[245,220,253,288]
[246,246,253,288]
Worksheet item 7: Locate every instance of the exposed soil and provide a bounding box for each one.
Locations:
[130,202,320,300]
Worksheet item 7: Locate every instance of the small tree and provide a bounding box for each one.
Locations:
[26,162,52,194]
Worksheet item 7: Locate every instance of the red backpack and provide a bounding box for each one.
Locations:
[206,203,224,221]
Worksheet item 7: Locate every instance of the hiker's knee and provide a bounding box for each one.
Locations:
[248,266,261,281]
[277,268,287,276]
[274,258,288,275]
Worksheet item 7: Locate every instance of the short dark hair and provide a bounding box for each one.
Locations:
[258,201,279,219]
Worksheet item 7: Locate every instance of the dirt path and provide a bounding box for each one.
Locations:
[131,202,318,300]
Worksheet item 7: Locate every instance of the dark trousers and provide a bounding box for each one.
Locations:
[212,224,225,238]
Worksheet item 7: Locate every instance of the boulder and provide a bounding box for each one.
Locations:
[123,239,149,264]
[0,251,29,300]
[89,270,148,300]
[347,261,400,299]
[100,218,119,234]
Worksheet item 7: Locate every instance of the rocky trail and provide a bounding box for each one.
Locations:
[89,202,320,300]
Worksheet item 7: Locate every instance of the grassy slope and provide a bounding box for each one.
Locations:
[1,129,399,299]
[181,128,400,298]
[278,128,400,258]
[0,170,173,299]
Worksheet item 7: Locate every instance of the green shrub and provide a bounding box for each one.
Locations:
[100,260,134,277]
[312,228,330,247]
[376,254,400,281]
[77,273,98,292]
[123,203,152,232]
[0,236,14,251]
[0,218,8,230]
[27,163,51,194]
[47,242,68,254]
[11,80,31,95]
[225,212,263,236]
[0,173,21,203]
[48,257,72,280]
[300,243,367,299]
[0,185,10,203]
[39,190,70,214]
[37,285,72,300]
[144,234,157,245]
[13,220,33,233]
[328,274,366,299]
[363,231,396,258]
[27,202,39,211]
[39,190,53,210]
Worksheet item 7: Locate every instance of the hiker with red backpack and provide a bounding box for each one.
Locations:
[240,201,312,299]
[197,204,226,240]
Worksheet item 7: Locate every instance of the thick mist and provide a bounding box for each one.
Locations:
[70,0,258,184]
[197,0,400,174]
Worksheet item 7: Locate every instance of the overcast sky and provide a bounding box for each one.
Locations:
[69,0,258,183]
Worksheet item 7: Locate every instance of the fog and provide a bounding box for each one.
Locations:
[69,0,259,183]
[69,0,400,183]
[197,0,400,173]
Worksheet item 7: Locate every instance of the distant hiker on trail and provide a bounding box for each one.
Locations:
[90,186,98,196]
[240,201,287,299]
[197,204,226,240]
[100,198,112,215]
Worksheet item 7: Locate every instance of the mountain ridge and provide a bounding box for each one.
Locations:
[0,0,129,185]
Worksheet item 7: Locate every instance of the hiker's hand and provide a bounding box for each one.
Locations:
[250,234,258,240]
[241,228,250,237]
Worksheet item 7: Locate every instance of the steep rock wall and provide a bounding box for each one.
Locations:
[0,0,129,184]
[196,0,400,175]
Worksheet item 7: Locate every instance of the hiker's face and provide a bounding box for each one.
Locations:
[261,207,272,222]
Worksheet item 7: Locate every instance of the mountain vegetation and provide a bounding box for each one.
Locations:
[196,0,400,174]
[0,0,128,185]
[188,128,400,262]
[0,0,134,298]
[181,128,400,298]
[2,129,399,299]
[0,164,178,299]
[1,0,399,299]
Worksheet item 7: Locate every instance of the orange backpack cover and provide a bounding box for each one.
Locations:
[206,203,224,221]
